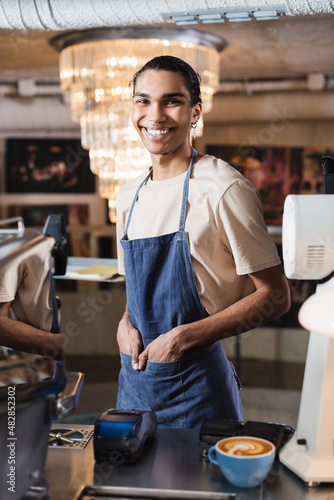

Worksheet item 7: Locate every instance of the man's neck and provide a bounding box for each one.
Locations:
[150,146,194,181]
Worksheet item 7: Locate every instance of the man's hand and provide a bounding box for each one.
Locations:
[117,308,143,370]
[137,328,183,371]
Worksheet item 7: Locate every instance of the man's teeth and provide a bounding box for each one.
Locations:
[147,128,169,136]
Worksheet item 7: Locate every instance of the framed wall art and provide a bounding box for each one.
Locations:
[206,145,334,226]
[5,138,95,194]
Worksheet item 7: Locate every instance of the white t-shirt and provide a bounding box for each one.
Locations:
[0,236,55,331]
[116,154,281,315]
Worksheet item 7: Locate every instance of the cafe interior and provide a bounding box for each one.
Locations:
[0,1,334,499]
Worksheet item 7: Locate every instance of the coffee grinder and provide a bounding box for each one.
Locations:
[279,157,334,485]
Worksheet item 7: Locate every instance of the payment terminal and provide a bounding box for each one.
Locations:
[93,409,157,465]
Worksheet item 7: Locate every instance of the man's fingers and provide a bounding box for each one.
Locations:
[132,351,139,370]
[131,336,143,370]
[138,350,148,371]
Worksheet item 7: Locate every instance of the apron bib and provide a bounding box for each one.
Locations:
[117,149,243,428]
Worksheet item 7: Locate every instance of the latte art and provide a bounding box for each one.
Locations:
[218,437,273,456]
[209,436,275,487]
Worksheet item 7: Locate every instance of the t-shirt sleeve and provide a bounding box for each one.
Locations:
[218,179,281,275]
[0,261,22,302]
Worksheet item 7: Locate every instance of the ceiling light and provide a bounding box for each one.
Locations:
[253,10,280,18]
[172,15,196,22]
[228,17,252,22]
[201,19,225,24]
[198,13,223,21]
[50,28,225,222]
[162,5,285,25]
[175,20,198,26]
[225,12,250,19]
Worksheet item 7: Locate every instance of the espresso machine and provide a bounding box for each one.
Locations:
[0,215,84,500]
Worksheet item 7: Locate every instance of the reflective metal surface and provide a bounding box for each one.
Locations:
[79,485,234,499]
[45,426,334,500]
[50,27,226,53]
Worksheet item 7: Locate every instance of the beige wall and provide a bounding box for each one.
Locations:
[197,91,334,154]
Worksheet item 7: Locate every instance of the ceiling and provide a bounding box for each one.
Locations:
[0,1,333,87]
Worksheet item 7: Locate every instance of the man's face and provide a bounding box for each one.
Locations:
[132,69,201,158]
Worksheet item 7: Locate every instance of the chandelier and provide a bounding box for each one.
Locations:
[50,28,225,222]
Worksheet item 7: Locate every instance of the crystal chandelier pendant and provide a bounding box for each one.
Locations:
[50,28,225,223]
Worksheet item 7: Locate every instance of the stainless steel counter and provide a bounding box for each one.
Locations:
[46,424,334,500]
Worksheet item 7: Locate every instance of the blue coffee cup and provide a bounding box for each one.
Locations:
[208,436,275,488]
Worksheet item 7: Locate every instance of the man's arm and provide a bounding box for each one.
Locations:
[0,301,63,359]
[137,263,291,369]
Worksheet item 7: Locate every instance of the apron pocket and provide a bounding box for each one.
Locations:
[179,342,243,424]
[118,352,187,427]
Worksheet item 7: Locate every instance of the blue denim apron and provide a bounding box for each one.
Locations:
[117,149,243,428]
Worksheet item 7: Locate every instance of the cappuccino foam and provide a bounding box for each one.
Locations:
[218,437,273,456]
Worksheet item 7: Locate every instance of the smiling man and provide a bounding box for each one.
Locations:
[115,55,290,429]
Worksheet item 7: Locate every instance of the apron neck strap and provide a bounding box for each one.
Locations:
[124,148,197,236]
[179,148,197,232]
[124,169,152,235]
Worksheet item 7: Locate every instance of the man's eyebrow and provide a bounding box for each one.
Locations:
[133,92,186,99]
[162,92,186,99]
